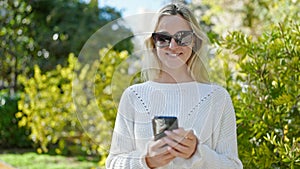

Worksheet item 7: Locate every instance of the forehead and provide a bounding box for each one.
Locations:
[156,15,191,34]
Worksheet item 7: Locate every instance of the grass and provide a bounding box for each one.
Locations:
[0,150,103,169]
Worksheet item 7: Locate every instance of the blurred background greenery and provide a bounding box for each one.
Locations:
[0,0,299,168]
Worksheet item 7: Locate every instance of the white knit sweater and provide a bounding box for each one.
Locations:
[106,81,243,169]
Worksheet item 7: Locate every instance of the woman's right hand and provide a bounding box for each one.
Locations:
[145,139,176,168]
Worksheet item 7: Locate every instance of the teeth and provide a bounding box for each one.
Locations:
[169,53,180,57]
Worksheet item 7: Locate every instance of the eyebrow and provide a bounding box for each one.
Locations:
[154,30,192,34]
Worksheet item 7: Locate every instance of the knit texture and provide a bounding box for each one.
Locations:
[106,81,243,169]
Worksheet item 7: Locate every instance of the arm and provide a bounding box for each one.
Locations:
[105,88,150,169]
[173,88,243,169]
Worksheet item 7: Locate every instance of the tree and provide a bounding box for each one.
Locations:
[17,46,137,165]
[192,0,300,38]
[213,21,300,168]
[190,0,300,168]
[0,0,134,95]
[29,0,133,70]
[0,0,39,95]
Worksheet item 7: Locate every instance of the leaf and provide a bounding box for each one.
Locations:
[273,94,292,105]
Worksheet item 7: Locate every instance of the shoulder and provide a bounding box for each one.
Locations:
[128,81,150,90]
[196,83,233,106]
[212,84,231,97]
[197,83,230,96]
[121,81,151,97]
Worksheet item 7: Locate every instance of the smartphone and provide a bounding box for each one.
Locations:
[152,116,178,141]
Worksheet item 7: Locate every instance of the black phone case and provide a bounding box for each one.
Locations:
[152,116,178,141]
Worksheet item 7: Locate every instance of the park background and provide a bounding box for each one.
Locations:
[0,0,299,168]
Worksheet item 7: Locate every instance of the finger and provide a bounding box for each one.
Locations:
[167,146,188,158]
[173,128,193,139]
[159,145,171,155]
[150,147,169,156]
[163,136,190,154]
[172,128,193,140]
[165,129,198,157]
[165,130,183,142]
[148,142,166,156]
[151,147,176,165]
[146,151,175,168]
[159,150,176,161]
[165,130,193,146]
[157,153,176,166]
[172,127,186,135]
[163,153,176,162]
[184,130,196,140]
[173,129,197,143]
[151,139,167,149]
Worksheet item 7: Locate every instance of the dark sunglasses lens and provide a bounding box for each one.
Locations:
[152,31,193,47]
[175,31,193,46]
[152,33,171,47]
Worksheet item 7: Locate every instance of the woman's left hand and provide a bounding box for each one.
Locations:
[163,127,198,159]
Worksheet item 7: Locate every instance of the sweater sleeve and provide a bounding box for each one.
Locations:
[105,88,150,169]
[175,88,243,169]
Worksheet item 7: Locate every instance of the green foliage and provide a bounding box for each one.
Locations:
[0,0,39,95]
[0,0,133,95]
[3,1,299,169]
[0,93,32,148]
[95,48,132,123]
[72,47,132,159]
[213,22,300,168]
[17,47,130,166]
[240,0,300,35]
[194,0,300,38]
[18,54,79,154]
[29,0,133,70]
[190,3,219,43]
[0,152,98,169]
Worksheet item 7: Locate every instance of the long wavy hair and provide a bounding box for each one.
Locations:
[142,3,210,83]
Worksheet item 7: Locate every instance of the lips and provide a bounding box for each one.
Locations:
[166,52,183,57]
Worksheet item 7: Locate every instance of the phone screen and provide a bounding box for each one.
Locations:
[152,116,178,141]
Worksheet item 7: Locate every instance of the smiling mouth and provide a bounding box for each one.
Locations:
[166,52,183,57]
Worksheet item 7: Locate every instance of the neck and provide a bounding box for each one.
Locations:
[154,66,194,83]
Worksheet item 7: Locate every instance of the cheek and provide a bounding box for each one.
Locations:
[182,48,193,61]
[156,48,164,60]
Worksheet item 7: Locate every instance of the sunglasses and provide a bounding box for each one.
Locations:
[152,30,194,48]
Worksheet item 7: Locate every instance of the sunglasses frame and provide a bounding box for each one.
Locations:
[152,30,194,48]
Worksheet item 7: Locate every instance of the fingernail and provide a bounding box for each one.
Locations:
[173,129,179,133]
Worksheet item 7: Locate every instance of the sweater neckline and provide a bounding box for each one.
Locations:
[147,80,200,90]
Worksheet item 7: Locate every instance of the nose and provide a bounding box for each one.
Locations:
[168,38,178,49]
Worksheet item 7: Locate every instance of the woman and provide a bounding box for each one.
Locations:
[106,3,243,169]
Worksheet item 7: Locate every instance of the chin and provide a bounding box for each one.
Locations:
[163,61,187,70]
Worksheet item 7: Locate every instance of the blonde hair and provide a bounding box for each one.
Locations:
[142,3,210,83]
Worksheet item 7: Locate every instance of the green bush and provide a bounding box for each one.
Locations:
[17,48,132,165]
[17,54,79,155]
[213,22,300,168]
[0,93,32,148]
